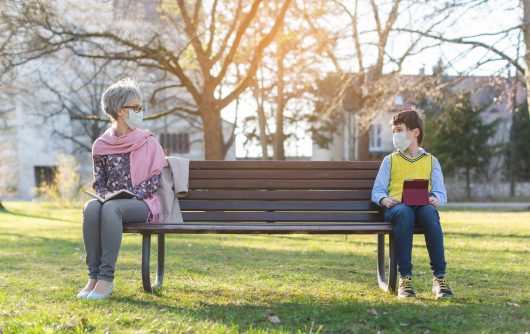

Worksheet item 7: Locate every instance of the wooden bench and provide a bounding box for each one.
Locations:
[123,161,422,294]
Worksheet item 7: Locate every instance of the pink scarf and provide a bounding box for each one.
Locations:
[92,127,165,223]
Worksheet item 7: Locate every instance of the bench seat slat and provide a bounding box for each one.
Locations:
[179,200,380,211]
[185,190,372,200]
[151,221,386,226]
[123,223,421,234]
[181,212,383,222]
[124,223,390,234]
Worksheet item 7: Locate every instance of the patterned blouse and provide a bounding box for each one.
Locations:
[92,153,161,223]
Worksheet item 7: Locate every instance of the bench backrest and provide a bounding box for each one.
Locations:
[179,161,384,225]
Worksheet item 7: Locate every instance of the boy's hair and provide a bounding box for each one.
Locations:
[392,107,426,145]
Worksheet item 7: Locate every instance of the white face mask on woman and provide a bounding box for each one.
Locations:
[393,131,412,152]
[124,110,144,129]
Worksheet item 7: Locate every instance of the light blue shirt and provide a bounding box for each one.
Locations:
[371,148,448,207]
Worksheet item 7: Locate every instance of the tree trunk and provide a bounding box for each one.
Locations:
[200,104,225,160]
[509,70,518,197]
[465,167,471,199]
[274,32,286,160]
[257,98,269,160]
[523,0,530,118]
[0,201,5,211]
[252,76,269,160]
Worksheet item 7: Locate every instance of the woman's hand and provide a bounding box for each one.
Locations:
[380,197,401,208]
[429,196,439,207]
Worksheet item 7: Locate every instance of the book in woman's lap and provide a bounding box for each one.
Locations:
[84,189,135,203]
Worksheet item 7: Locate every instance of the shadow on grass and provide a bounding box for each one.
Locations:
[106,294,530,333]
[0,230,389,288]
[0,209,75,223]
[444,231,530,239]
[1,227,529,332]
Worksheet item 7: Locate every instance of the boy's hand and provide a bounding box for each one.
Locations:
[380,197,401,208]
[429,196,439,207]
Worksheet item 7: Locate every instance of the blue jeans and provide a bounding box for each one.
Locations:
[383,204,446,278]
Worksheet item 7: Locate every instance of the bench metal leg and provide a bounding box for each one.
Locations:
[377,233,397,293]
[141,233,165,293]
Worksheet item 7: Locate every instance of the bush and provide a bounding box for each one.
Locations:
[32,154,82,203]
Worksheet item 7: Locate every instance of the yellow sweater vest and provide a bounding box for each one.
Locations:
[388,151,433,200]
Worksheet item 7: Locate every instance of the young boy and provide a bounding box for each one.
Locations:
[371,108,454,299]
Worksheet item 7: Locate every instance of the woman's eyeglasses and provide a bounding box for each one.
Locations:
[122,105,144,113]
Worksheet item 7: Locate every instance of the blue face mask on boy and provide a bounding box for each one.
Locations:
[393,131,412,152]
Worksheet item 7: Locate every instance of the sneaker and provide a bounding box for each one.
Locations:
[432,276,453,299]
[398,276,416,299]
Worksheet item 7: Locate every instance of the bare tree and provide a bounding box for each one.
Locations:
[395,1,525,114]
[523,0,530,116]
[300,0,507,159]
[2,0,292,159]
[37,58,115,153]
[240,1,324,160]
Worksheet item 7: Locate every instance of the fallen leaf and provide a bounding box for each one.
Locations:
[265,310,281,324]
[267,315,281,325]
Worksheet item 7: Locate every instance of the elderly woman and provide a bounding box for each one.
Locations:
[77,78,165,299]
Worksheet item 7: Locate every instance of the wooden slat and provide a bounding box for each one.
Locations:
[189,169,378,179]
[189,160,381,170]
[179,200,379,211]
[166,221,385,226]
[123,224,421,234]
[124,223,389,234]
[181,212,382,222]
[189,179,374,190]
[185,190,373,200]
[123,224,425,234]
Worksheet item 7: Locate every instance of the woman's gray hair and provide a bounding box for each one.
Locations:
[101,78,142,121]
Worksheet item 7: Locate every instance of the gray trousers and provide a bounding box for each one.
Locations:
[82,199,149,282]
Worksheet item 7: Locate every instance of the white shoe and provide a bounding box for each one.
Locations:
[86,282,114,300]
[76,289,92,299]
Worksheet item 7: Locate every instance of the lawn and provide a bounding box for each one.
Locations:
[0,202,529,333]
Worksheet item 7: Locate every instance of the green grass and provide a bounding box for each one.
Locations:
[0,202,529,333]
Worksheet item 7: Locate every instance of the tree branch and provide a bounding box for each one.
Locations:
[206,0,219,57]
[210,0,243,65]
[396,28,525,74]
[219,0,292,109]
[212,0,263,85]
[177,0,209,77]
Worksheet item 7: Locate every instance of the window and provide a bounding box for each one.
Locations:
[160,133,190,154]
[34,166,57,196]
[369,124,383,151]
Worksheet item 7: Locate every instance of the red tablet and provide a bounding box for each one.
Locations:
[402,179,429,205]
